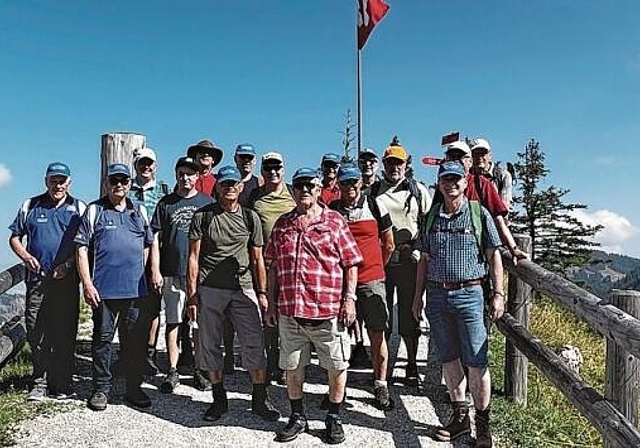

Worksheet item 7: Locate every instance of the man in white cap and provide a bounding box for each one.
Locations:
[470,138,513,211]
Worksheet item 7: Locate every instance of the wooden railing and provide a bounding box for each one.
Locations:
[0,263,26,367]
[498,235,640,447]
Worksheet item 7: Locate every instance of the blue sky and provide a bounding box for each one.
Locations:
[1,0,640,270]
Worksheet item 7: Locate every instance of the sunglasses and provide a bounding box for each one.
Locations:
[108,176,130,186]
[262,165,283,173]
[293,181,317,191]
[322,162,339,170]
[219,180,240,188]
[339,179,359,187]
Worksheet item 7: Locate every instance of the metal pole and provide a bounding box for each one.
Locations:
[357,48,362,156]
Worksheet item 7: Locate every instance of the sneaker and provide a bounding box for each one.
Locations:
[88,391,108,411]
[125,387,151,408]
[275,413,308,442]
[373,384,394,411]
[54,389,77,400]
[160,369,180,394]
[203,395,228,422]
[434,408,471,442]
[193,369,212,391]
[26,384,48,402]
[252,396,280,421]
[349,343,372,369]
[323,414,345,444]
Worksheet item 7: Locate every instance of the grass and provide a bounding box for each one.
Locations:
[490,297,605,447]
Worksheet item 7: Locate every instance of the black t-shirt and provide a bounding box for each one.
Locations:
[151,192,213,276]
[239,175,261,207]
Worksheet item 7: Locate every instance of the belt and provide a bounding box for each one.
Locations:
[294,317,330,327]
[427,279,483,290]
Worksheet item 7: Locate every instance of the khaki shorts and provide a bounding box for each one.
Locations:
[278,315,350,372]
[162,276,187,325]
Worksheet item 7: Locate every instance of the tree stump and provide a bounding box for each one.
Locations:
[100,133,146,196]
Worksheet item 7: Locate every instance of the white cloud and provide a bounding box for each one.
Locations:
[0,164,11,189]
[571,209,639,255]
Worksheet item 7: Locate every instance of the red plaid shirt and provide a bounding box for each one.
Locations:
[265,205,363,319]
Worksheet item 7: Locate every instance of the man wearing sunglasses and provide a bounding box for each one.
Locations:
[358,148,381,196]
[247,151,296,384]
[234,143,263,208]
[187,165,279,423]
[9,162,86,401]
[75,164,155,411]
[265,167,363,444]
[329,164,396,411]
[187,139,224,196]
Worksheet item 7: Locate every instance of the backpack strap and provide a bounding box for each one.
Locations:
[159,181,170,196]
[469,200,484,252]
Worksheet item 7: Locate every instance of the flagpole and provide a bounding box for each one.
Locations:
[357,47,362,156]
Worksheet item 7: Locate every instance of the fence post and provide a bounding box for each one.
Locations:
[504,234,531,406]
[604,289,640,448]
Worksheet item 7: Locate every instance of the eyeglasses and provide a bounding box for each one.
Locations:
[339,179,359,187]
[322,162,339,170]
[262,165,283,173]
[359,157,378,164]
[197,152,214,158]
[383,158,405,166]
[293,181,317,191]
[108,176,130,186]
[237,154,255,161]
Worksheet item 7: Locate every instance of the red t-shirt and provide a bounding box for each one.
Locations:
[320,183,341,205]
[195,172,216,197]
[465,174,508,217]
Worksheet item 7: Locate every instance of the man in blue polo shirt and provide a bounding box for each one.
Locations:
[9,162,86,401]
[75,163,155,411]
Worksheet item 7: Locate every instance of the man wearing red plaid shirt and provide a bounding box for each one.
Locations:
[265,167,363,445]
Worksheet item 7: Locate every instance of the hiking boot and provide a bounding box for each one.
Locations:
[193,369,212,391]
[434,402,471,442]
[26,384,48,402]
[223,352,235,374]
[251,395,281,421]
[349,343,372,369]
[323,414,346,444]
[373,384,394,411]
[474,408,493,448]
[144,347,159,375]
[203,393,228,422]
[275,413,308,442]
[269,368,286,385]
[53,385,76,400]
[88,391,108,411]
[125,387,151,408]
[160,368,180,393]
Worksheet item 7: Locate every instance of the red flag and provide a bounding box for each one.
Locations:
[441,132,460,146]
[358,0,390,50]
[422,156,443,166]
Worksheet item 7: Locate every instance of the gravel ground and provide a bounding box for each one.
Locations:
[13,321,497,448]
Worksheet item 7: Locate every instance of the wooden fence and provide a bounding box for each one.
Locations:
[499,235,640,447]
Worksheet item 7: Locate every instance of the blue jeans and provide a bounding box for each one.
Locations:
[92,298,152,393]
[426,285,488,367]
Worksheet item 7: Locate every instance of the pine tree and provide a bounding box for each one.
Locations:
[511,139,603,272]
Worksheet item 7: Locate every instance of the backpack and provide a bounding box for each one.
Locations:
[328,195,383,230]
[423,200,486,261]
[370,178,425,222]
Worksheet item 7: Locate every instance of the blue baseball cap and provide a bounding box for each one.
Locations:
[216,165,242,183]
[321,153,341,165]
[235,143,256,157]
[438,161,466,179]
[338,164,361,182]
[107,163,131,178]
[358,148,378,160]
[46,162,71,178]
[292,167,320,183]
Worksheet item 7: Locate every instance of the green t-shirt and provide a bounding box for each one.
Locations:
[250,184,296,243]
[189,202,263,290]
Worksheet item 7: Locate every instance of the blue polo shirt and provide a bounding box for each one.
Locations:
[9,193,86,283]
[75,197,153,300]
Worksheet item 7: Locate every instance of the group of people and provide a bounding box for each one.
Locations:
[8,135,525,447]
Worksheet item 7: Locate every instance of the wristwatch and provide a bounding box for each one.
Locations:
[344,293,357,302]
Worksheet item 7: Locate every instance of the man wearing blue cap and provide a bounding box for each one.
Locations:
[330,164,396,410]
[75,163,155,411]
[187,165,279,423]
[234,143,263,208]
[319,153,342,205]
[412,161,504,447]
[357,148,381,196]
[9,162,86,401]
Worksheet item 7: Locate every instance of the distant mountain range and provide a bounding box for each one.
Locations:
[566,250,640,299]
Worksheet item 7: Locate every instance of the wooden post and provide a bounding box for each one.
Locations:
[604,289,640,448]
[100,133,146,196]
[504,234,531,406]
